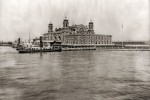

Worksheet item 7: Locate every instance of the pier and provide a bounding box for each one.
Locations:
[97,45,150,51]
[62,44,150,51]
[62,44,97,51]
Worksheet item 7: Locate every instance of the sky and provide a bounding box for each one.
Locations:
[0,0,149,41]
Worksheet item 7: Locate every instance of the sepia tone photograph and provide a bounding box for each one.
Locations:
[0,0,150,100]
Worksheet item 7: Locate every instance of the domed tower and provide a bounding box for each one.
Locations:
[48,21,53,32]
[63,17,69,28]
[89,20,94,30]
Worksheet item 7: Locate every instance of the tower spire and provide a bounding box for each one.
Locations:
[89,20,94,30]
[48,21,53,32]
[63,17,69,28]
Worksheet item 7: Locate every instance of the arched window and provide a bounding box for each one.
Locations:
[79,28,84,32]
[59,36,61,40]
[55,37,57,40]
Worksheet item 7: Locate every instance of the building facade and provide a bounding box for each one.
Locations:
[37,18,112,46]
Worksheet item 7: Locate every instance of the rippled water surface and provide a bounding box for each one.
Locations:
[0,46,150,100]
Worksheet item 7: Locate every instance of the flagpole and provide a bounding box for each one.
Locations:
[149,0,150,48]
[122,24,124,48]
[29,31,31,44]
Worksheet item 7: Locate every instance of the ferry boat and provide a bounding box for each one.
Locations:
[18,46,61,53]
[16,38,62,53]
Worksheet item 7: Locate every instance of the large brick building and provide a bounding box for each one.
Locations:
[34,17,112,47]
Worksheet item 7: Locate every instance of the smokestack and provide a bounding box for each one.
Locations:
[18,38,20,45]
[40,36,43,48]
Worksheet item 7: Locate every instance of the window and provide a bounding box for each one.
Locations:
[79,28,84,32]
[59,36,61,40]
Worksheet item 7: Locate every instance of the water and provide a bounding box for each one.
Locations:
[0,46,150,100]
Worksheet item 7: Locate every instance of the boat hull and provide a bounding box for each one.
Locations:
[18,48,61,53]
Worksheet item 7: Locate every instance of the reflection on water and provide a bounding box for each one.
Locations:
[0,46,150,100]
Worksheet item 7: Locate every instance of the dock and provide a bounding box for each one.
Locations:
[62,44,150,51]
[97,46,150,51]
[61,44,97,51]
